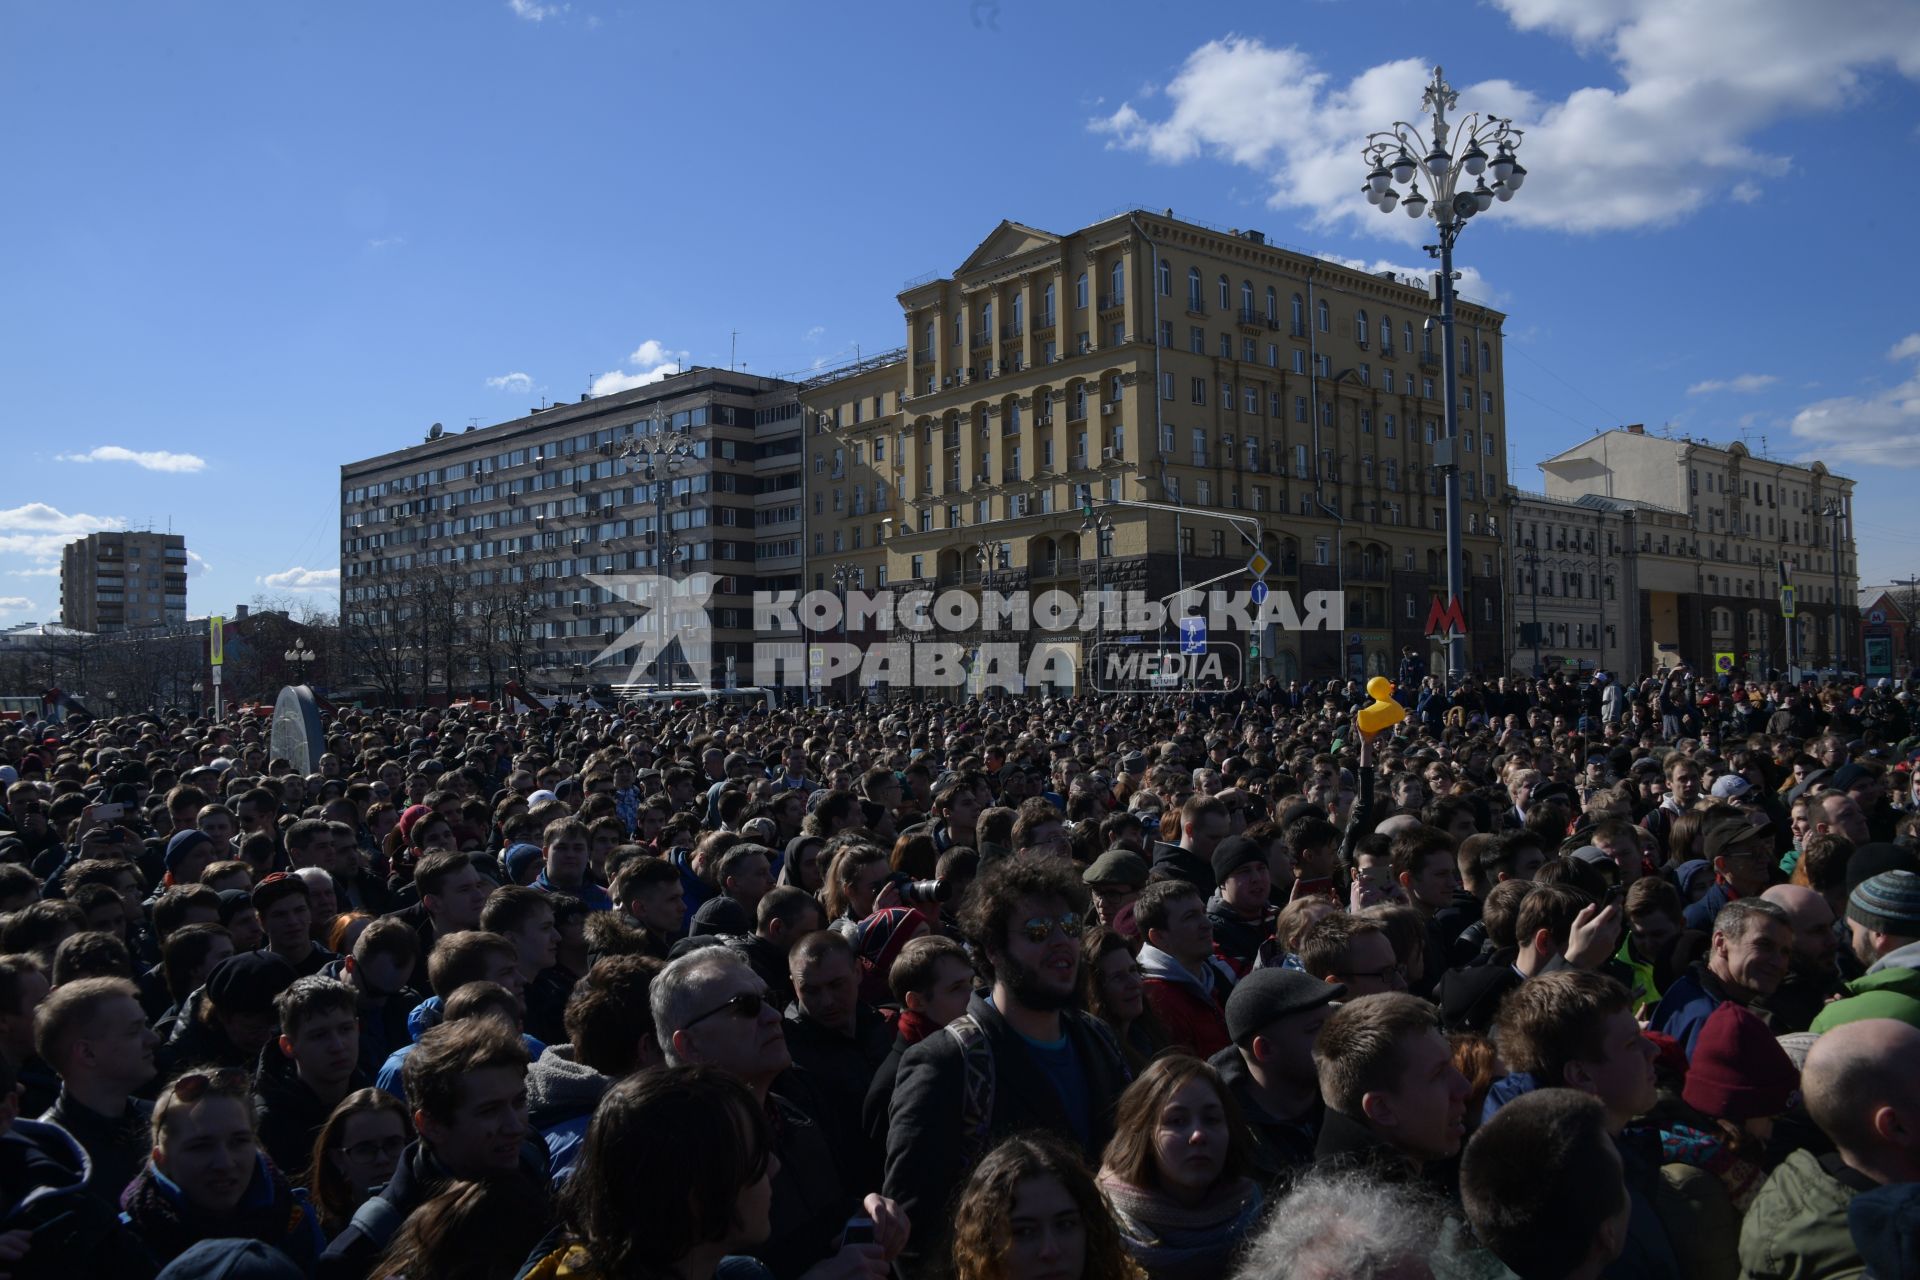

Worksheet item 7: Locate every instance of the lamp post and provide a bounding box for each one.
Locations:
[1364,65,1527,685]
[621,427,697,690]
[1080,506,1115,664]
[284,640,315,685]
[976,538,1006,700]
[1523,541,1543,677]
[831,565,864,705]
[1822,498,1847,669]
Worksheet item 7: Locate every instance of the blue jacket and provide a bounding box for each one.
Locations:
[532,871,611,912]
[1682,881,1735,933]
[1647,961,1728,1058]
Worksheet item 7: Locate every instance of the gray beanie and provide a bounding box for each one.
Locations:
[1846,870,1920,937]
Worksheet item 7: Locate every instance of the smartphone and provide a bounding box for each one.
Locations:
[841,1217,877,1248]
[1295,876,1336,901]
[1604,884,1626,910]
[89,802,123,823]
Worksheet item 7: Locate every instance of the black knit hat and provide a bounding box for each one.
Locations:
[1211,834,1268,886]
[204,951,296,1016]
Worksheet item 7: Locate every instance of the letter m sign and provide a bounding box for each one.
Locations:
[1424,595,1468,640]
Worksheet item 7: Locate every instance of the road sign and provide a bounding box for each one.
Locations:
[1714,651,1735,675]
[1424,596,1468,639]
[1246,550,1271,579]
[209,616,224,667]
[1780,585,1797,619]
[1177,617,1208,655]
[1249,579,1270,606]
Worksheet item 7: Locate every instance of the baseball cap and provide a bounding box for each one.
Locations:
[1709,774,1753,801]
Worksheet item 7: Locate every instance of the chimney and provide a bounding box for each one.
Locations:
[235,604,248,619]
[1625,424,1645,435]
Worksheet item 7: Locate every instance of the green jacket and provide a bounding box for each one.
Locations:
[1808,941,1920,1034]
[1736,1149,1866,1280]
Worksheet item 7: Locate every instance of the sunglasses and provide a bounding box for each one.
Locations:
[685,991,766,1030]
[1018,912,1083,943]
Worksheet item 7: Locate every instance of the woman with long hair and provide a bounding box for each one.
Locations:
[371,1177,548,1280]
[1081,926,1168,1072]
[822,843,893,937]
[951,1133,1143,1280]
[1096,1055,1264,1280]
[306,1088,412,1238]
[524,1066,788,1280]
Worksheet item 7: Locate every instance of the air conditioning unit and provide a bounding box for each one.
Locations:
[598,442,613,456]
[1102,403,1115,416]
[1102,447,1117,461]
[534,457,545,470]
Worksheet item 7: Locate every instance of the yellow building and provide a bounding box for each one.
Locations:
[804,209,1511,690]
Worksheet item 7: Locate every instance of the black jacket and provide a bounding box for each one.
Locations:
[319,957,418,1080]
[781,1004,893,1189]
[751,1093,859,1280]
[381,902,441,994]
[1436,950,1526,1033]
[1313,1106,1457,1200]
[882,994,1131,1270]
[318,1137,551,1280]
[253,1042,370,1181]
[1208,1044,1320,1187]
[1150,843,1217,894]
[0,1119,157,1280]
[157,989,251,1076]
[39,1088,153,1207]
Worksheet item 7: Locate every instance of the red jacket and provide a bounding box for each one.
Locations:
[1138,943,1232,1058]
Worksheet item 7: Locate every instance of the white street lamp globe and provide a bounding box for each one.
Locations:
[1505,161,1527,191]
[1378,188,1400,212]
[1489,148,1516,183]
[1424,144,1450,178]
[1461,143,1488,176]
[1368,166,1391,194]
[1404,187,1428,218]
[1391,150,1417,184]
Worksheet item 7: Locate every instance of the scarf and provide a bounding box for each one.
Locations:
[895,1009,938,1047]
[1097,1172,1263,1280]
[120,1154,311,1266]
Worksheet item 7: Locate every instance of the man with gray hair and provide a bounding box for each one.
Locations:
[1231,1168,1450,1280]
[650,946,905,1279]
[1649,897,1791,1057]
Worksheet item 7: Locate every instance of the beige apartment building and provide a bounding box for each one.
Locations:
[1539,426,1857,674]
[801,209,1511,687]
[61,531,188,632]
[339,367,807,701]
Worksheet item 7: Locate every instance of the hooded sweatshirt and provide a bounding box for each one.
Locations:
[1809,938,1920,1033]
[1137,942,1231,1058]
[524,1045,610,1178]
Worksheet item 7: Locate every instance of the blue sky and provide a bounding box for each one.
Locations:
[4,0,1918,630]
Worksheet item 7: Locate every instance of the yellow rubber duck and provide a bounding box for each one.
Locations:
[1355,675,1407,736]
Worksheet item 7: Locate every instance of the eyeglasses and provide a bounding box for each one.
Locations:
[342,1135,409,1163]
[1018,912,1083,943]
[684,991,766,1031]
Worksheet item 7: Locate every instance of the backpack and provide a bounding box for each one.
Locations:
[939,1011,1130,1167]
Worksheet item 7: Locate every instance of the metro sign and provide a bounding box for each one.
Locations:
[1425,595,1468,640]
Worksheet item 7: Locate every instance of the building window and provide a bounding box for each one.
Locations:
[1291,294,1304,332]
[1158,258,1171,295]
[1187,268,1202,311]
[1076,273,1088,308]
[1109,258,1124,303]
[1316,298,1330,332]
[1354,309,1369,344]
[1218,274,1230,309]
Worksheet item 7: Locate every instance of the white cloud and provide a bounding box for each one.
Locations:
[0,502,126,561]
[368,236,405,250]
[1314,252,1497,306]
[259,566,340,591]
[508,0,567,19]
[1730,181,1762,204]
[1686,373,1780,395]
[1091,3,1920,237]
[5,566,58,578]
[805,326,826,342]
[1785,334,1920,467]
[485,372,534,394]
[187,551,212,576]
[0,597,34,613]
[55,445,206,473]
[590,339,689,396]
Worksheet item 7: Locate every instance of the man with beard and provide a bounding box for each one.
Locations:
[883,858,1131,1271]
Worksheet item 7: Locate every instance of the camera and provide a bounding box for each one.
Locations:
[891,875,949,906]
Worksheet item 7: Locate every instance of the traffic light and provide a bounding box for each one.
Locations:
[1082,502,1094,519]
[1249,638,1261,658]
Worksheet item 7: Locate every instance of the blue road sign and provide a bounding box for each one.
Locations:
[1177,617,1208,655]
[1249,579,1270,606]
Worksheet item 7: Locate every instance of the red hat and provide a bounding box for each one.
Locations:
[396,803,434,845]
[1682,1003,1799,1121]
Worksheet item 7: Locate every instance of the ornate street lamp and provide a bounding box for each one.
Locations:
[620,426,698,688]
[1363,66,1527,682]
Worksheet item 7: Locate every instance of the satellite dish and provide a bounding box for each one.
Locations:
[429,423,444,438]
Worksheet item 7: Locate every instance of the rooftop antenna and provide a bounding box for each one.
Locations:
[731,330,738,371]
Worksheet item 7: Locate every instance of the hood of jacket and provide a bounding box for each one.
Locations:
[1137,941,1215,1002]
[406,994,444,1042]
[1480,1068,1543,1125]
[1866,937,1920,976]
[0,1118,89,1220]
[525,1044,609,1132]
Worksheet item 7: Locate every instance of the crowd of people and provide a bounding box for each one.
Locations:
[0,664,1914,1279]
